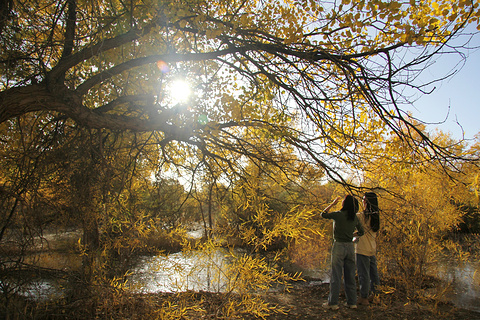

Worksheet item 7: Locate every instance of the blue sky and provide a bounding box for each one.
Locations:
[409,30,480,142]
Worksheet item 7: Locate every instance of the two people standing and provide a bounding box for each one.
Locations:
[321,193,380,309]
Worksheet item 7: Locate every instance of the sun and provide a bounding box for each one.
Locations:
[169,79,191,104]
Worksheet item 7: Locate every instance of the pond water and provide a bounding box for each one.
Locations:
[433,260,480,313]
[127,249,233,293]
[5,252,480,312]
[1,250,79,302]
[126,250,480,313]
[12,278,66,302]
[3,230,479,313]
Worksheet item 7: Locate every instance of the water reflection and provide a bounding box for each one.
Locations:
[16,279,66,302]
[434,260,480,312]
[0,251,79,302]
[128,249,233,293]
[5,241,480,314]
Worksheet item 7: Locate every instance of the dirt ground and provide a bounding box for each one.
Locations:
[253,281,480,320]
[20,279,479,319]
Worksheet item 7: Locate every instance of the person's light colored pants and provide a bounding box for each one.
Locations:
[328,241,357,306]
[356,253,380,299]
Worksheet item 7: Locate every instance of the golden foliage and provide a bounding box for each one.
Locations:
[359,127,478,294]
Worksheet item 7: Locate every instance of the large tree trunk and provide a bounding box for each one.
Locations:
[0,84,188,135]
[0,85,66,123]
[81,216,100,284]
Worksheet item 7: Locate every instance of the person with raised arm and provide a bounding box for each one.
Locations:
[321,195,364,310]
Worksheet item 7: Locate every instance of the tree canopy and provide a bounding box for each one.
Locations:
[2,3,480,317]
[1,0,479,183]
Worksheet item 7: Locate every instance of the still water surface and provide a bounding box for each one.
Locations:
[434,260,480,313]
[5,236,479,312]
[127,249,233,293]
[126,249,480,312]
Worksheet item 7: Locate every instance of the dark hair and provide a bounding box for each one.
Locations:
[341,195,359,221]
[364,192,380,232]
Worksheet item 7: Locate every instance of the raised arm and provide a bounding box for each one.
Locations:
[321,196,341,218]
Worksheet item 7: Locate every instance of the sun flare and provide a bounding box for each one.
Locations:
[169,79,191,104]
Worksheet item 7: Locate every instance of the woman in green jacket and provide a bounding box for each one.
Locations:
[322,195,364,310]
